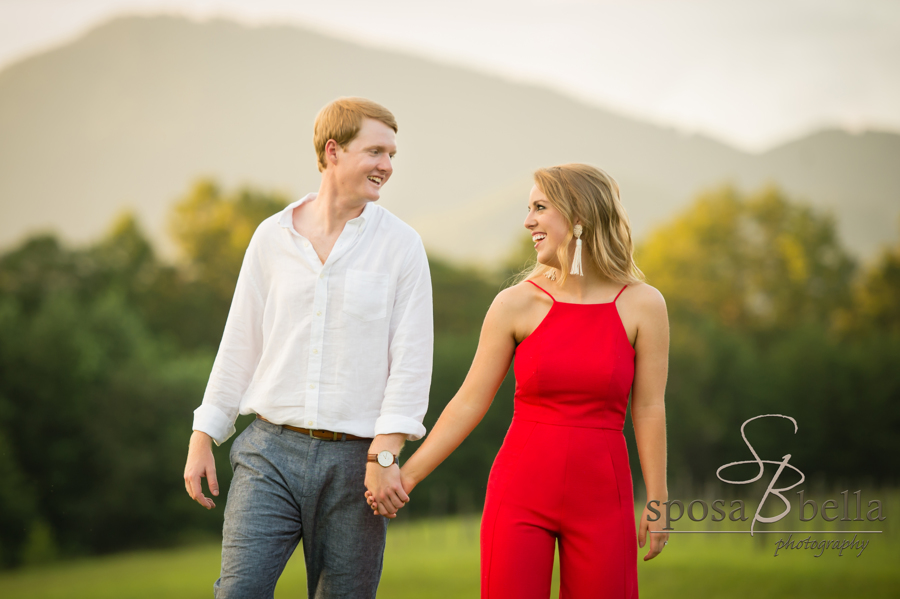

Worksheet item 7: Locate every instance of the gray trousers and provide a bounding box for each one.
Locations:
[214,418,389,598]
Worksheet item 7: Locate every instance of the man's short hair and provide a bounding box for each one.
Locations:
[313,97,398,172]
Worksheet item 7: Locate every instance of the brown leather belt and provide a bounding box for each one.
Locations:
[256,414,370,441]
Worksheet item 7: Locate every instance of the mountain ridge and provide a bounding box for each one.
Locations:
[1,15,897,264]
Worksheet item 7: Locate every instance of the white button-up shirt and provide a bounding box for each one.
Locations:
[192,193,434,445]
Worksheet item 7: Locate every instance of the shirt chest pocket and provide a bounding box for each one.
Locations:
[343,269,389,321]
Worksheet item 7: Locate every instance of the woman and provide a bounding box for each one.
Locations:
[368,163,670,598]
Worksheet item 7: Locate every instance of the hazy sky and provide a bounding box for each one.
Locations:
[2,0,898,152]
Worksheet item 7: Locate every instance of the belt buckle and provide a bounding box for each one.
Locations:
[306,428,344,442]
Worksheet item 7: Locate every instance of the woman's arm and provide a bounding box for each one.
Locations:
[630,285,670,560]
[368,287,520,516]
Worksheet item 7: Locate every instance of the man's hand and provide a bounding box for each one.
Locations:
[364,433,408,518]
[364,462,409,518]
[183,430,219,510]
[366,468,415,517]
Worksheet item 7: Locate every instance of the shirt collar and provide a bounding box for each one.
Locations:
[277,193,316,230]
[351,200,373,230]
[278,193,372,232]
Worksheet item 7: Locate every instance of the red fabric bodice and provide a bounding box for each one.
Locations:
[512,281,635,430]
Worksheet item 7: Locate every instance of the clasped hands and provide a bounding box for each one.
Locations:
[364,462,415,518]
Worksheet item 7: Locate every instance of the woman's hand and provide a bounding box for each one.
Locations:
[365,468,417,518]
[638,502,669,560]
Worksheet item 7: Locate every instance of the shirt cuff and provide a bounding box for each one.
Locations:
[192,404,237,446]
[374,414,427,442]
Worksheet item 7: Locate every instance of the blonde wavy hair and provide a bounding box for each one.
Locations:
[521,163,645,286]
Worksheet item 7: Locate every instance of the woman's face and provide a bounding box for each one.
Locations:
[524,185,572,269]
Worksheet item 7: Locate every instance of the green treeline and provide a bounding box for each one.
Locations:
[0,181,898,568]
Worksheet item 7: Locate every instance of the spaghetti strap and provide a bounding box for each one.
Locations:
[526,279,556,302]
[613,284,627,302]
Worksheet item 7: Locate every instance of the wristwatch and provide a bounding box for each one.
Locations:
[367,450,399,467]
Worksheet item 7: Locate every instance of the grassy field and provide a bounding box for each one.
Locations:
[1,504,897,598]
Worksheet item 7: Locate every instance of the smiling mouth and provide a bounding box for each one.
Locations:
[532,233,546,247]
[367,176,383,186]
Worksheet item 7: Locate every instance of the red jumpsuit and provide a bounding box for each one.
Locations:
[480,281,638,599]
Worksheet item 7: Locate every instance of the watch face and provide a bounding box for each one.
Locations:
[377,450,394,467]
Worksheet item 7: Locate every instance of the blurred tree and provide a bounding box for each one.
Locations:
[760,322,900,484]
[0,425,37,566]
[635,185,857,335]
[87,213,157,289]
[852,216,900,336]
[156,180,290,350]
[430,256,500,334]
[0,289,215,566]
[0,235,90,314]
[169,180,289,302]
[629,185,900,487]
[0,214,159,318]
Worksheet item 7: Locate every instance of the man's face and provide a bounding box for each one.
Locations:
[333,118,396,202]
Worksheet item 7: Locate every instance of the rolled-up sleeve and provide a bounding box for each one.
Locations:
[192,234,265,445]
[374,238,434,441]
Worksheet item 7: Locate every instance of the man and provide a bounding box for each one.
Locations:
[183,97,433,598]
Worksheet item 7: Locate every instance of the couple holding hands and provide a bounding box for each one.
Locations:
[184,97,669,599]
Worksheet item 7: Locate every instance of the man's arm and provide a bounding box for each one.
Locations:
[366,238,433,517]
[183,231,266,509]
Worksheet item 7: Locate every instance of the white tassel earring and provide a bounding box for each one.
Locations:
[570,224,584,276]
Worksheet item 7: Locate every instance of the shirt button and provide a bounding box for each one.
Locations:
[303,241,309,248]
[313,349,319,354]
[316,311,322,316]
[309,384,315,389]
[319,272,324,279]
[307,420,314,426]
